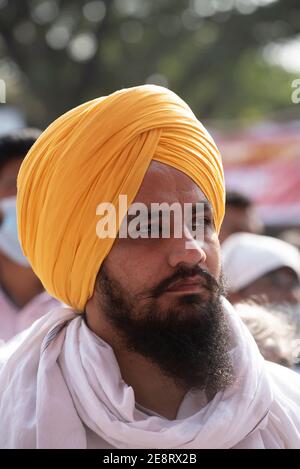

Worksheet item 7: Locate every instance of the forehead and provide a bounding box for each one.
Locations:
[133,160,209,206]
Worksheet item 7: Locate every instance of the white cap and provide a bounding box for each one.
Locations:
[222,232,300,292]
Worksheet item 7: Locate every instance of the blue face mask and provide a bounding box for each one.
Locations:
[0,196,30,267]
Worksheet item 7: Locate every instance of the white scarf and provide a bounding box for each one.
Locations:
[0,298,300,449]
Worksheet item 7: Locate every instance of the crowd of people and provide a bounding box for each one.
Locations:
[0,85,299,448]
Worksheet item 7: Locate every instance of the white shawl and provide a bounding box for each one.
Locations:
[0,298,299,449]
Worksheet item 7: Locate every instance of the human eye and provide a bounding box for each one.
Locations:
[191,213,211,229]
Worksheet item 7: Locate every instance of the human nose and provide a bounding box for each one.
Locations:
[167,224,207,269]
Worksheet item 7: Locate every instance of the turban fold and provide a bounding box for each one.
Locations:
[17,85,224,310]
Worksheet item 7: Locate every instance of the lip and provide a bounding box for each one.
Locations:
[165,277,205,293]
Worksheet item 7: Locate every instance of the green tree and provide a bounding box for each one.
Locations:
[0,0,299,127]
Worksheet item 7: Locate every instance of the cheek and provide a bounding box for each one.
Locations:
[104,240,163,293]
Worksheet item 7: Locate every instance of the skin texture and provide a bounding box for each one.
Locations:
[86,161,226,420]
[0,158,23,199]
[100,161,221,315]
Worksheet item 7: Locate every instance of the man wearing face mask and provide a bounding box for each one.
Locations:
[0,86,300,449]
[0,131,60,341]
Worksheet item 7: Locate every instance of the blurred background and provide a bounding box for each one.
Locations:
[0,0,300,235]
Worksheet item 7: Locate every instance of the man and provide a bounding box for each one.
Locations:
[219,191,264,243]
[222,232,300,306]
[0,130,60,341]
[0,86,299,449]
[222,232,300,348]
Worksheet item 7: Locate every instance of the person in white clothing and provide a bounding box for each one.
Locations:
[222,232,300,307]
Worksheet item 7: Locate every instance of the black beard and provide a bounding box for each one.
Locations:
[95,264,234,395]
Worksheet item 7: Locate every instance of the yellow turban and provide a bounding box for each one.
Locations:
[17,85,224,311]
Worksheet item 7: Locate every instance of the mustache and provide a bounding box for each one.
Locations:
[145,265,221,299]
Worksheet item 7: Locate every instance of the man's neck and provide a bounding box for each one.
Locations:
[85,308,187,420]
[113,345,187,420]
